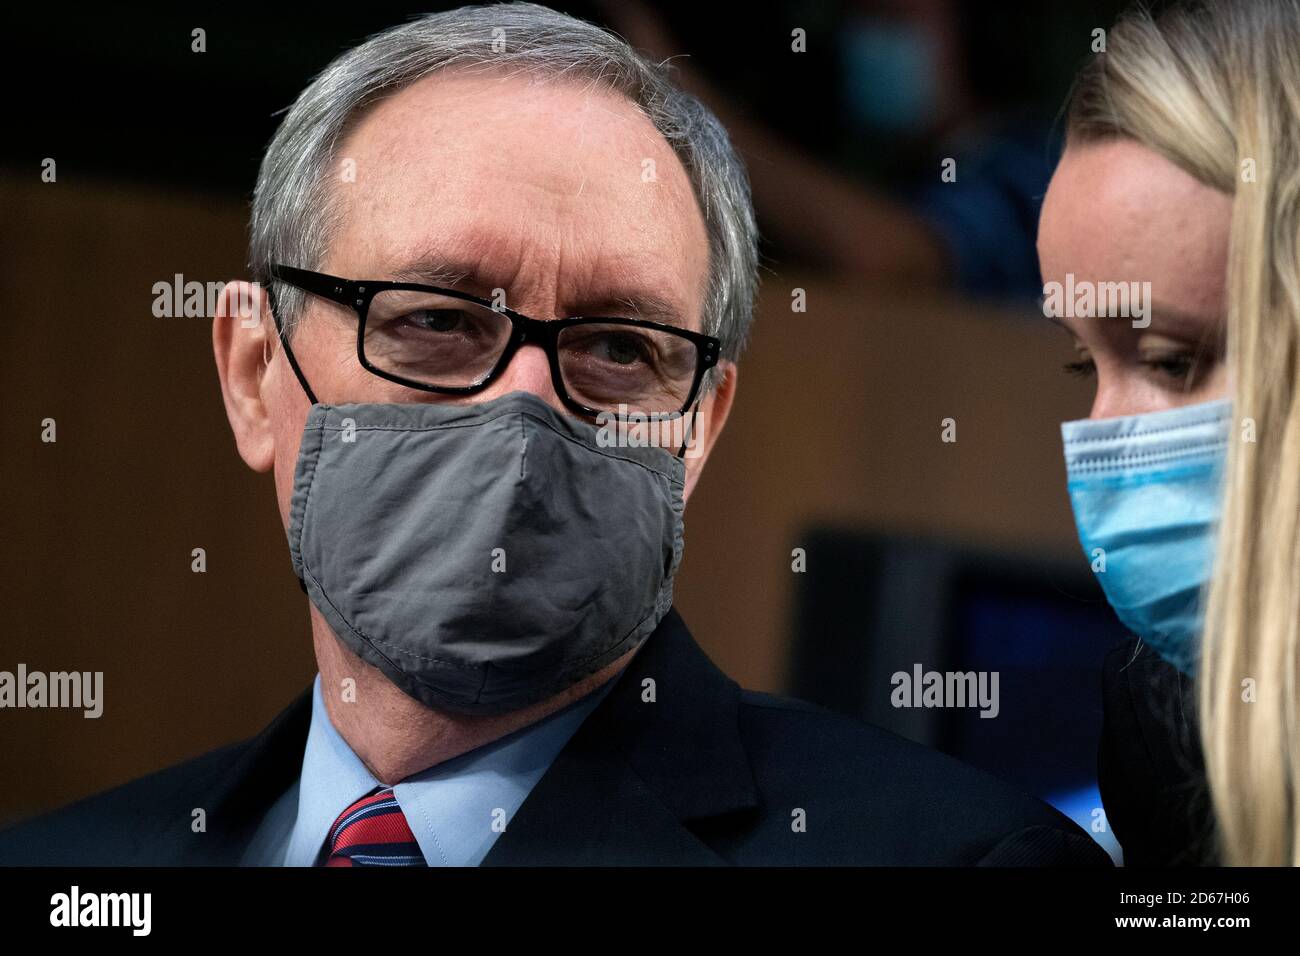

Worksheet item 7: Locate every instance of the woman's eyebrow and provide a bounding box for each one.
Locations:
[1145,301,1224,334]
[1044,300,1222,341]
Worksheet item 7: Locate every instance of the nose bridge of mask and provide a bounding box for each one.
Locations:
[1061,398,1232,481]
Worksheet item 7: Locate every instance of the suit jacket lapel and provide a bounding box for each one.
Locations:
[196,686,313,865]
[482,608,759,866]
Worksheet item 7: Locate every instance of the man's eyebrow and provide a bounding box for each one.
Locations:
[583,292,687,326]
[381,252,691,326]
[383,252,477,288]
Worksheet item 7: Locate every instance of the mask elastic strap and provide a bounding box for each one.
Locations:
[676,400,702,459]
[266,281,321,406]
[266,283,319,597]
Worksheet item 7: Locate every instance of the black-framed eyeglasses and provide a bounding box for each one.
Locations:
[265,263,721,421]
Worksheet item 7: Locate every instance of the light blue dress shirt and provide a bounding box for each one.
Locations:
[240,671,617,866]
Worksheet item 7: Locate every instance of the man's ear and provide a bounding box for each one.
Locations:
[212,281,276,473]
[683,360,737,502]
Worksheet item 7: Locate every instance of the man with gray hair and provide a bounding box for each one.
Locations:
[0,3,1105,866]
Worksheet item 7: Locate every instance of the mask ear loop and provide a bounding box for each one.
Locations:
[676,400,703,460]
[263,281,319,596]
[265,281,321,406]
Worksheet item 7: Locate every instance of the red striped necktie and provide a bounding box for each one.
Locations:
[322,788,428,867]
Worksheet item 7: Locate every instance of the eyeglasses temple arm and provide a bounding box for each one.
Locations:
[268,264,355,306]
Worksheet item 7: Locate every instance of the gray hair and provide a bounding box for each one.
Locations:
[248,2,759,364]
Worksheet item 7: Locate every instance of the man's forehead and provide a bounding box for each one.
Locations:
[327,68,710,319]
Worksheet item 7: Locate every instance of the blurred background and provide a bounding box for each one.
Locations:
[2,0,1132,858]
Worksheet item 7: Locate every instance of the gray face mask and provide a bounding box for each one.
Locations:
[286,390,686,715]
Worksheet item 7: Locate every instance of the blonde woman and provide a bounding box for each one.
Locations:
[1039,0,1300,865]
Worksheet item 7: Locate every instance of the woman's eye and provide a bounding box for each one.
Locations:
[1142,354,1197,381]
[1062,359,1096,378]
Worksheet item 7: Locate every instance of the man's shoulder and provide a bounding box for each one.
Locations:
[0,740,251,866]
[724,688,1110,866]
[0,688,311,866]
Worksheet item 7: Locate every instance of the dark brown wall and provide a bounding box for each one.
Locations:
[0,174,1093,826]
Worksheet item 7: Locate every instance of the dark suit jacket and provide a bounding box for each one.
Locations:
[1098,640,1215,866]
[0,608,1109,865]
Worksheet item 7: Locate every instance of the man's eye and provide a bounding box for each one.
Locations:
[602,332,649,365]
[1062,359,1096,378]
[407,309,468,333]
[569,330,654,367]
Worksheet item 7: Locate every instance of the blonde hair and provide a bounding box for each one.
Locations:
[1066,0,1300,865]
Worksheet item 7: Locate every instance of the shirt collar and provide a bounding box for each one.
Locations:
[283,671,616,866]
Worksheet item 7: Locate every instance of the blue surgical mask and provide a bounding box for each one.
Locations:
[1061,398,1232,674]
